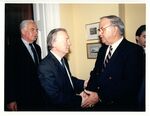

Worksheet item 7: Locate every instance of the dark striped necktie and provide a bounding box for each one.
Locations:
[29,44,39,65]
[103,45,113,69]
[61,58,74,89]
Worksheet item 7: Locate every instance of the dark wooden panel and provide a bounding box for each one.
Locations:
[5,4,33,46]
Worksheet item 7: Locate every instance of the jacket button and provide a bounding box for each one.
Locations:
[97,86,100,89]
[108,76,112,80]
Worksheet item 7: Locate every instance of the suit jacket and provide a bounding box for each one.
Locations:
[86,38,145,111]
[5,39,45,111]
[38,51,84,111]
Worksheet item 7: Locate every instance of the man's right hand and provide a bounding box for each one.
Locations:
[7,101,17,111]
[81,90,99,108]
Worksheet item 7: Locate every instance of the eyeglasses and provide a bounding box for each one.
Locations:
[98,25,113,32]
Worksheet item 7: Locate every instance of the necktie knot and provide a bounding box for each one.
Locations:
[29,43,33,48]
[109,45,113,51]
[61,58,65,67]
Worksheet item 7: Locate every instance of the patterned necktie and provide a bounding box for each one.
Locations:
[103,45,113,69]
[61,58,74,89]
[29,44,39,65]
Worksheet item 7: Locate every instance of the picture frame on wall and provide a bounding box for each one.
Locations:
[86,22,99,40]
[86,43,102,59]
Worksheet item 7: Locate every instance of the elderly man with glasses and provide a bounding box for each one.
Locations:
[83,15,145,111]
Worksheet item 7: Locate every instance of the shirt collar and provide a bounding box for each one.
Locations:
[110,36,123,53]
[50,50,62,64]
[21,38,30,45]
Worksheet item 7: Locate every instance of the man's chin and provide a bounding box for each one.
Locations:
[65,50,70,54]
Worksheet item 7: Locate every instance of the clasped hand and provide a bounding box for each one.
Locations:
[80,90,99,108]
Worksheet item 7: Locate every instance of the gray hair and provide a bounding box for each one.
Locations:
[20,20,35,30]
[47,28,67,50]
[100,15,125,36]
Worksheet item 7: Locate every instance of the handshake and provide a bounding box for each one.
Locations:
[79,89,99,108]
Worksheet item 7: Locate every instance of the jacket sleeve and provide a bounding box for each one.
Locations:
[5,45,17,104]
[72,76,84,93]
[38,60,82,108]
[86,46,105,92]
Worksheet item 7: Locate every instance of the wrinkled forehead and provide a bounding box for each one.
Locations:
[140,31,146,37]
[54,31,69,41]
[27,22,37,28]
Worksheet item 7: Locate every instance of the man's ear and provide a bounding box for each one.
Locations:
[113,26,118,36]
[136,36,139,43]
[21,29,25,35]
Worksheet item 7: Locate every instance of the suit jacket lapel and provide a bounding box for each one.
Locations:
[48,52,63,72]
[49,52,72,80]
[19,39,36,65]
[63,58,72,77]
[105,38,126,69]
[48,52,73,90]
[33,43,41,62]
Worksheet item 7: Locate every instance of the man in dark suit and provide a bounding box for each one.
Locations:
[5,20,45,111]
[84,15,145,111]
[38,28,86,111]
[135,24,146,111]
